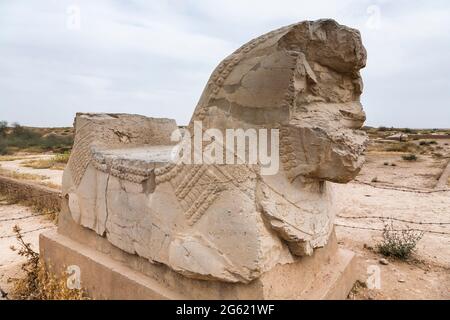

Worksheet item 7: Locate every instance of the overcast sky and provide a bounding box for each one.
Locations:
[0,0,449,128]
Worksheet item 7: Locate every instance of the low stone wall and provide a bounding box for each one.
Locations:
[0,175,61,213]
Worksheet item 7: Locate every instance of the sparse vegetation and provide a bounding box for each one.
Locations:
[0,188,59,221]
[21,152,70,171]
[377,221,424,260]
[402,128,414,134]
[52,152,70,164]
[419,140,438,146]
[9,225,87,300]
[377,126,392,132]
[0,121,73,155]
[402,154,417,161]
[384,142,418,153]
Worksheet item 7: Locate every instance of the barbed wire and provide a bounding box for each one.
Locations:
[0,191,61,200]
[334,223,450,235]
[0,213,45,222]
[337,215,450,225]
[352,180,449,193]
[0,226,55,239]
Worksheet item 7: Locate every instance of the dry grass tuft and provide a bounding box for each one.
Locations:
[9,225,88,300]
[347,280,368,300]
[0,166,49,181]
[21,153,69,171]
[0,191,59,222]
[0,155,27,161]
[21,159,53,169]
[39,181,61,190]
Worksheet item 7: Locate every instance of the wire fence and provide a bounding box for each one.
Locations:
[0,225,55,239]
[334,223,450,236]
[0,213,45,223]
[352,180,450,194]
[337,214,450,225]
[1,174,450,239]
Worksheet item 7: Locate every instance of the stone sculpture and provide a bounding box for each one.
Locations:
[41,19,368,299]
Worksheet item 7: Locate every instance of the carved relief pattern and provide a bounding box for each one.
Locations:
[155,163,254,225]
[67,122,96,187]
[91,158,154,184]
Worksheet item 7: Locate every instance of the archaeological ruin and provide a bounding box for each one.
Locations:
[40,19,368,299]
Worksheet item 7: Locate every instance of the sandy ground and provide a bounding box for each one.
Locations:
[357,152,447,189]
[334,182,450,299]
[0,155,63,187]
[0,199,56,297]
[333,142,450,299]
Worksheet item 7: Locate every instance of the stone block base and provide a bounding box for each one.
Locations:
[40,228,359,300]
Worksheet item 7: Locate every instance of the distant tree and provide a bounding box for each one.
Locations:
[402,128,413,134]
[11,122,23,135]
[0,120,7,136]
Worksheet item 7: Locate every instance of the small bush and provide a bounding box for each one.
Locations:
[377,221,423,259]
[402,154,417,161]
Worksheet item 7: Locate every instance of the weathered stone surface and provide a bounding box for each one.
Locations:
[60,19,367,284]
